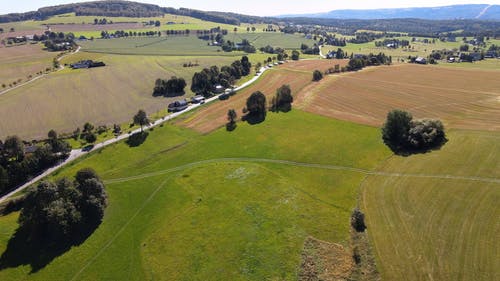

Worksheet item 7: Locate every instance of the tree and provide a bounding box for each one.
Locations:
[271,84,293,112]
[226,109,237,131]
[3,135,24,161]
[381,109,413,152]
[133,109,149,132]
[48,129,57,141]
[84,133,97,144]
[312,70,323,81]
[245,91,267,122]
[291,50,300,60]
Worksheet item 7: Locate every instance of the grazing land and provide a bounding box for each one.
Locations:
[361,130,500,281]
[0,110,391,280]
[296,64,500,131]
[0,43,54,90]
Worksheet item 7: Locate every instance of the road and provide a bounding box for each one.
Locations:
[0,65,270,204]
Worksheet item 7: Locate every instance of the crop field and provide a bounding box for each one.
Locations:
[79,36,245,56]
[0,43,54,89]
[224,32,316,49]
[175,67,312,133]
[0,53,239,140]
[296,64,500,131]
[361,129,500,281]
[0,110,391,280]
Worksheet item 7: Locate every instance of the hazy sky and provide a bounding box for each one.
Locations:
[1,0,499,16]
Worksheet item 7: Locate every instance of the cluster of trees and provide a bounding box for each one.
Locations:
[323,35,347,47]
[349,32,390,44]
[300,43,320,55]
[382,109,447,154]
[93,18,113,25]
[259,45,285,55]
[347,53,392,71]
[0,131,71,196]
[153,77,186,97]
[18,168,107,242]
[191,56,251,97]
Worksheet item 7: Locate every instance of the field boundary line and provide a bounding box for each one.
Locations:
[104,157,500,185]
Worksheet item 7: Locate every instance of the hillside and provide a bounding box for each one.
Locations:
[281,4,500,20]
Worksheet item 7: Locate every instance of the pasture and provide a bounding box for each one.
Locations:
[0,110,391,280]
[296,64,500,131]
[0,43,54,90]
[361,129,500,281]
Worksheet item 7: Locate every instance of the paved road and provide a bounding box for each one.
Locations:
[0,66,270,204]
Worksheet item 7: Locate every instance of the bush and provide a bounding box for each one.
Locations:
[351,208,366,232]
[312,70,323,81]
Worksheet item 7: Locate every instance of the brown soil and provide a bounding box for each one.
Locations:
[299,236,354,281]
[296,64,500,131]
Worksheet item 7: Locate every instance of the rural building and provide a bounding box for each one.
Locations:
[214,85,224,93]
[70,60,106,69]
[191,95,205,104]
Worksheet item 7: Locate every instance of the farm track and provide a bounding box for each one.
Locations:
[102,157,500,185]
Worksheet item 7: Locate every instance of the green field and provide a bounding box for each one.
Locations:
[0,110,391,280]
[362,130,500,281]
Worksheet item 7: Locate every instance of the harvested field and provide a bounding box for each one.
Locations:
[0,44,53,89]
[296,64,500,131]
[175,67,312,133]
[362,130,500,281]
[0,54,237,140]
[280,59,348,72]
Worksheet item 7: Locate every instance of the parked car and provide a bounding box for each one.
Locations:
[191,95,205,104]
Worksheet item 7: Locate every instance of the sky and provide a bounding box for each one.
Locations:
[1,0,499,16]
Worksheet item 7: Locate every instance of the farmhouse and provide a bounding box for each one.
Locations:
[214,85,224,93]
[70,60,106,69]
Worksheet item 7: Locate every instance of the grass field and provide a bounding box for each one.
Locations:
[296,64,500,131]
[361,129,500,281]
[0,110,391,280]
[0,43,54,89]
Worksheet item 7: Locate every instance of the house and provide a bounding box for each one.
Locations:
[415,57,427,64]
[70,60,106,69]
[168,100,188,112]
[386,43,397,48]
[470,53,482,61]
[485,51,497,58]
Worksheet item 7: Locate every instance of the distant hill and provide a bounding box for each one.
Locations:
[280,4,500,20]
[0,0,266,25]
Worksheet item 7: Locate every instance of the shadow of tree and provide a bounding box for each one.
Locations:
[242,112,266,125]
[126,131,149,147]
[0,221,100,273]
[390,138,448,156]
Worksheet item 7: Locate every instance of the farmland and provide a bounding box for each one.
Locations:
[175,59,347,133]
[296,64,500,131]
[0,53,238,140]
[0,43,54,90]
[0,110,391,280]
[361,129,500,281]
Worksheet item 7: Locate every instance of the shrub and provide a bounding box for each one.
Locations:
[351,208,366,232]
[312,70,323,81]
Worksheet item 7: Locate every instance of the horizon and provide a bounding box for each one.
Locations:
[0,0,499,16]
